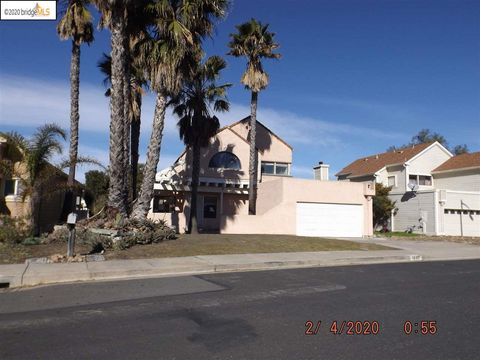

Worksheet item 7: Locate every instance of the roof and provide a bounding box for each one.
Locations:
[336,142,434,177]
[432,151,480,173]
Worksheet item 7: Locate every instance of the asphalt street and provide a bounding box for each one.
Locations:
[1,260,479,359]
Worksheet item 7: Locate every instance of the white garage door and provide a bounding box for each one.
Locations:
[296,202,363,237]
[444,210,480,237]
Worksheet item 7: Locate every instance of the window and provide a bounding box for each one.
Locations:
[3,179,17,196]
[408,175,418,186]
[388,176,396,187]
[208,152,241,170]
[203,196,217,219]
[261,162,290,176]
[261,162,275,174]
[409,174,432,187]
[152,196,173,213]
[419,175,432,186]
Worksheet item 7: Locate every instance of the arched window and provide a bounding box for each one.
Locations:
[208,151,241,170]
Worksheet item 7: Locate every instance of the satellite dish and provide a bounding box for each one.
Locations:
[408,182,419,192]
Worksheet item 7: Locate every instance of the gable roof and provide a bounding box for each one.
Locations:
[432,151,480,173]
[336,142,434,178]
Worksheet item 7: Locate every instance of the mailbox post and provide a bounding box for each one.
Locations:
[67,212,77,257]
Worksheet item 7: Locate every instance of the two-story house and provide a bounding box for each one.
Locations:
[336,142,480,237]
[148,117,376,237]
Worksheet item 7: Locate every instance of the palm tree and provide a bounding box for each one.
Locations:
[172,55,231,233]
[57,0,94,218]
[131,0,229,220]
[228,18,280,215]
[97,53,146,202]
[92,0,132,217]
[0,125,66,236]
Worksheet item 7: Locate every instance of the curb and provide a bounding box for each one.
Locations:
[1,253,424,289]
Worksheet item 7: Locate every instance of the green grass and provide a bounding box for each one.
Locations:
[107,234,394,260]
[375,231,420,238]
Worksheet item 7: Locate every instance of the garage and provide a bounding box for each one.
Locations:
[296,202,364,237]
[444,209,480,237]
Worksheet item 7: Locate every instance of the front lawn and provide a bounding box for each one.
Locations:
[375,231,420,238]
[106,234,393,261]
[0,234,394,264]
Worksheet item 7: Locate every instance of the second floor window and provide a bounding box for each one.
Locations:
[261,162,290,176]
[208,151,241,170]
[409,174,432,186]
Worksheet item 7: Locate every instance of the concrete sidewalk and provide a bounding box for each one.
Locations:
[1,238,479,288]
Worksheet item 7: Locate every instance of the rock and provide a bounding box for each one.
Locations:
[50,254,65,263]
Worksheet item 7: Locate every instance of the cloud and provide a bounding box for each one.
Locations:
[221,103,407,147]
[1,73,408,150]
[0,73,179,136]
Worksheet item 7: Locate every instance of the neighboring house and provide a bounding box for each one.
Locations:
[0,137,73,233]
[148,117,375,237]
[336,142,480,237]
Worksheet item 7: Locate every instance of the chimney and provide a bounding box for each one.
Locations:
[313,161,329,181]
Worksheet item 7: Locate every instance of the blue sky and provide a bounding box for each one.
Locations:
[1,0,479,181]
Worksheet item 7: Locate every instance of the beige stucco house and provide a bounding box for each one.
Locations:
[0,137,68,234]
[148,117,375,237]
[337,142,480,237]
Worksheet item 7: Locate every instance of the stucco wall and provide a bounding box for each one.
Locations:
[230,121,292,164]
[176,128,251,182]
[222,178,374,236]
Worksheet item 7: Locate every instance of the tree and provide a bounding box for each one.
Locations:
[57,0,94,219]
[131,0,229,220]
[228,18,281,215]
[373,183,396,231]
[0,125,66,236]
[172,55,231,233]
[85,170,109,214]
[452,144,469,155]
[410,129,448,148]
[387,129,469,155]
[97,52,146,201]
[92,0,132,217]
[57,0,94,187]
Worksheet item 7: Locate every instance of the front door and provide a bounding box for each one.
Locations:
[201,195,220,231]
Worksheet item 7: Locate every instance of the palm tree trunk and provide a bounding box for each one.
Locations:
[248,91,258,215]
[189,142,201,234]
[68,40,80,187]
[107,7,127,216]
[62,40,81,219]
[31,183,42,236]
[132,92,166,220]
[123,51,131,210]
[130,92,142,200]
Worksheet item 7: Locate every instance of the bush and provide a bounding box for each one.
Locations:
[0,216,31,245]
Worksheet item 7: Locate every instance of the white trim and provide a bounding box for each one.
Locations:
[434,190,439,235]
[445,190,480,195]
[387,175,397,188]
[390,209,395,231]
[431,166,480,174]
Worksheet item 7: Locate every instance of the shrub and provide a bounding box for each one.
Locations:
[0,216,31,245]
